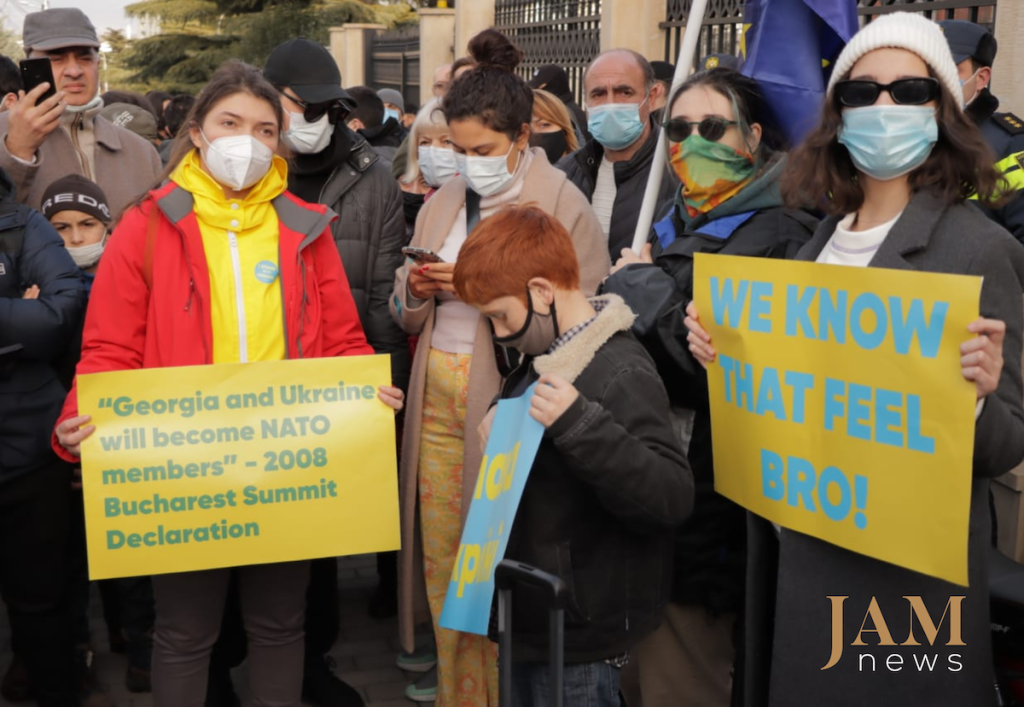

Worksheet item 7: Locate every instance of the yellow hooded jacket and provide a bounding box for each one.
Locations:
[170,150,289,363]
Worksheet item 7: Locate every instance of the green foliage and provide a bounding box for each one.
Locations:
[120,0,410,91]
[125,1,220,27]
[0,16,21,60]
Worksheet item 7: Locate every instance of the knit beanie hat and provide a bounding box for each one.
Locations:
[827,12,961,108]
[40,174,112,224]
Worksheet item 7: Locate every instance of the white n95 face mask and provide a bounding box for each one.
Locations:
[282,111,335,155]
[67,236,106,269]
[200,129,275,190]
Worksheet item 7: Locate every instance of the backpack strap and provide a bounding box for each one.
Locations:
[466,187,482,234]
[142,201,159,289]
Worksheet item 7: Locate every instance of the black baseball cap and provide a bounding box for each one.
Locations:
[938,20,997,67]
[528,65,570,97]
[651,61,676,83]
[264,38,357,109]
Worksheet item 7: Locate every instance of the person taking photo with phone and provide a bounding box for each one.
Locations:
[0,8,161,216]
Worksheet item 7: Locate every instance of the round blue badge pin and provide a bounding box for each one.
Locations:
[255,260,279,284]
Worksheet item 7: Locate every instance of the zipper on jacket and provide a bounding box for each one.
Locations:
[227,230,249,362]
[177,226,210,362]
[70,113,91,180]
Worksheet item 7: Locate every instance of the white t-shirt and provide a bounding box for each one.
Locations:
[816,211,900,266]
[592,157,617,237]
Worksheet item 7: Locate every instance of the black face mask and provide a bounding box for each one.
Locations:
[403,191,425,224]
[530,131,569,165]
[491,289,560,357]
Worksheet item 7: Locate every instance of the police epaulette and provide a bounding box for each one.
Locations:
[996,112,1024,136]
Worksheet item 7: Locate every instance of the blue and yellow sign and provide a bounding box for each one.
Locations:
[694,254,981,585]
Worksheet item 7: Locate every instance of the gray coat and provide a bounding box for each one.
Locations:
[317,138,411,391]
[742,190,1024,707]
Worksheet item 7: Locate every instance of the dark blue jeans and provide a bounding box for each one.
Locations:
[512,660,622,707]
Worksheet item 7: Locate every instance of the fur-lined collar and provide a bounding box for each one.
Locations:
[533,294,636,383]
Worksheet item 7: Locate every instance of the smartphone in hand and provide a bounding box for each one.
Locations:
[402,246,445,266]
[19,58,57,103]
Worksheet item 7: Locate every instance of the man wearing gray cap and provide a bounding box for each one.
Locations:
[940,19,1024,243]
[0,8,161,216]
[377,88,405,126]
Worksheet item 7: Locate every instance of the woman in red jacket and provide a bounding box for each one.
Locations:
[52,60,404,706]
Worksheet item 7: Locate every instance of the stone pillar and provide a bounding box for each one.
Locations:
[992,1,1024,113]
[332,23,386,87]
[419,8,456,105]
[329,26,347,82]
[454,0,495,58]
[600,0,667,58]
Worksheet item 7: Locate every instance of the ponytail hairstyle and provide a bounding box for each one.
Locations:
[441,29,533,141]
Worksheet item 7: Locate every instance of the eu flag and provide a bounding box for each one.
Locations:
[741,0,859,146]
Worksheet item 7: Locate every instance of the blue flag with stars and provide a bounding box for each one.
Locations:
[741,0,859,146]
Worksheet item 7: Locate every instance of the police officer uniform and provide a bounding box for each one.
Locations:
[941,19,1024,242]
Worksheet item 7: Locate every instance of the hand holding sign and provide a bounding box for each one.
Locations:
[529,374,579,428]
[684,300,715,368]
[961,317,1005,400]
[56,414,95,457]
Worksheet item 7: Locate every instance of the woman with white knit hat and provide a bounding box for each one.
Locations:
[684,12,1024,706]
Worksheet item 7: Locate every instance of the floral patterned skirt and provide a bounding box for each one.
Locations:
[419,348,499,706]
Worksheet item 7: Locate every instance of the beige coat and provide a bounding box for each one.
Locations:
[389,149,610,650]
[0,108,162,216]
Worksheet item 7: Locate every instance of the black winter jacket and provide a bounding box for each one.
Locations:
[603,153,816,614]
[496,295,694,662]
[289,131,411,392]
[557,114,677,259]
[0,169,84,480]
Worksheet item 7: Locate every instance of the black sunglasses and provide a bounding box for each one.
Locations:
[833,78,940,108]
[277,88,347,124]
[662,116,738,143]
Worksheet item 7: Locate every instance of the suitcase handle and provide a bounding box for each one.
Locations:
[496,559,569,609]
[497,560,566,707]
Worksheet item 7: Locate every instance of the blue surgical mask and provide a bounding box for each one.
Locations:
[418,145,458,188]
[454,142,522,197]
[587,94,649,150]
[385,108,402,124]
[838,106,938,181]
[960,68,981,107]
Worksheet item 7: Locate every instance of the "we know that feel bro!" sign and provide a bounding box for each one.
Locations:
[694,254,981,585]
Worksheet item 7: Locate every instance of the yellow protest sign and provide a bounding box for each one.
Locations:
[77,355,398,580]
[693,254,980,585]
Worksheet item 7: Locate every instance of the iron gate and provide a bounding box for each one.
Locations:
[367,25,421,112]
[494,0,602,106]
[661,0,998,68]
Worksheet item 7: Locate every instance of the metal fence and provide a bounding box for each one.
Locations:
[661,0,743,65]
[494,0,602,105]
[367,25,421,112]
[661,0,998,68]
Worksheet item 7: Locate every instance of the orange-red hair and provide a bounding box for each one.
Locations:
[454,205,580,306]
